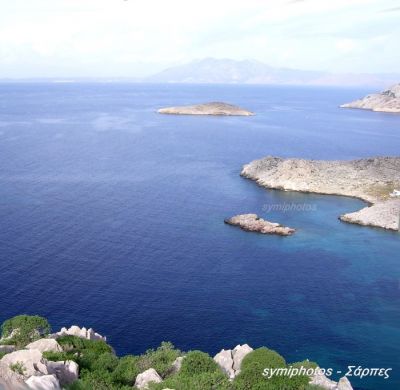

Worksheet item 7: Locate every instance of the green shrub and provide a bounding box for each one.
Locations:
[150,370,231,390]
[111,355,140,386]
[179,350,218,377]
[43,350,73,362]
[10,361,26,375]
[137,341,181,378]
[1,315,50,347]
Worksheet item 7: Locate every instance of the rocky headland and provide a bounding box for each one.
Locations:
[241,156,400,231]
[157,102,254,116]
[224,214,295,236]
[0,315,354,390]
[340,84,400,113]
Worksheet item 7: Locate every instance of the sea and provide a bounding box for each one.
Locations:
[0,83,399,389]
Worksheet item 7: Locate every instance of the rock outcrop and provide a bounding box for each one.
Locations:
[0,349,48,378]
[52,325,105,341]
[310,369,353,390]
[25,375,60,390]
[224,214,295,236]
[46,360,79,387]
[340,84,400,113]
[157,102,254,116]
[241,156,400,231]
[26,339,62,353]
[134,368,163,389]
[213,344,253,379]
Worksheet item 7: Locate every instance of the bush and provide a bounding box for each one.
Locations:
[234,350,318,390]
[10,361,26,375]
[150,370,231,390]
[179,350,218,377]
[137,341,181,378]
[1,315,50,347]
[111,355,140,386]
[43,351,73,362]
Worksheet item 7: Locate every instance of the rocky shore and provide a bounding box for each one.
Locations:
[224,214,295,236]
[0,315,354,390]
[241,156,400,231]
[157,102,254,116]
[340,84,400,113]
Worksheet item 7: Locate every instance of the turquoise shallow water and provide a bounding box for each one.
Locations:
[0,83,399,389]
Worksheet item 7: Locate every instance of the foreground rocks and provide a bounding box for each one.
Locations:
[340,84,400,113]
[241,156,400,231]
[225,214,296,236]
[157,102,254,116]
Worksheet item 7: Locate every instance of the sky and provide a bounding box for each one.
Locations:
[0,0,399,78]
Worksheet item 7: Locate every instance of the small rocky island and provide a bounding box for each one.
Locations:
[0,315,353,390]
[157,102,254,116]
[225,214,295,236]
[241,156,400,231]
[340,84,400,113]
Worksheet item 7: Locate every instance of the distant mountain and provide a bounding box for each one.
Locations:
[146,58,399,87]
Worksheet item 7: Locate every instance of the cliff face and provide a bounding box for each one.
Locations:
[241,156,400,231]
[157,102,254,116]
[340,84,400,113]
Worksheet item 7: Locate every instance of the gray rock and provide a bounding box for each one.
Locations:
[158,102,254,116]
[0,360,27,389]
[241,156,400,231]
[0,345,16,354]
[0,349,48,378]
[214,349,235,379]
[225,214,295,236]
[341,84,400,113]
[337,376,353,390]
[26,339,62,353]
[54,326,105,341]
[134,368,162,389]
[25,375,60,390]
[46,360,79,386]
[232,344,253,373]
[168,356,184,375]
[214,344,253,379]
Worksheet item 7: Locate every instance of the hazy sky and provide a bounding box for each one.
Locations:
[1,0,399,78]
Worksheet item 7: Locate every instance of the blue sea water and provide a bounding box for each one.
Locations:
[0,83,399,389]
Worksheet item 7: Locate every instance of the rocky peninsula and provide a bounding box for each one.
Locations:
[157,102,254,116]
[224,214,295,236]
[241,156,400,231]
[0,315,354,390]
[340,84,400,113]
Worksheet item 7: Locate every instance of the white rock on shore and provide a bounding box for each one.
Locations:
[157,102,254,116]
[25,375,60,390]
[340,84,400,113]
[309,369,353,390]
[224,214,295,236]
[241,156,400,231]
[26,339,62,353]
[53,325,106,341]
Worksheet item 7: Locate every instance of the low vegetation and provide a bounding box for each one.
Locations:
[1,315,327,389]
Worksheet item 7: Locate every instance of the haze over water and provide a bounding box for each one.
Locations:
[0,83,399,389]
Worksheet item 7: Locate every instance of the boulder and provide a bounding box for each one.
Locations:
[26,339,62,353]
[337,376,353,390]
[213,349,234,379]
[169,356,184,375]
[232,344,253,373]
[0,349,48,378]
[0,360,26,389]
[54,326,105,341]
[46,360,79,386]
[134,368,162,389]
[214,344,253,379]
[25,375,60,390]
